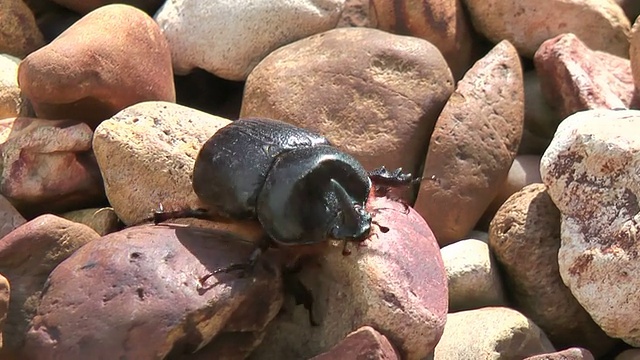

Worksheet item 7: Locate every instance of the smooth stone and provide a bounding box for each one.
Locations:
[0,274,8,349]
[0,54,29,119]
[524,347,595,360]
[59,207,120,236]
[310,326,400,360]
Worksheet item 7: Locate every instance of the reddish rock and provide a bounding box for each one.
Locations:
[251,196,448,360]
[370,0,476,79]
[0,215,99,351]
[631,17,640,94]
[0,118,105,217]
[241,27,454,184]
[24,225,283,359]
[415,40,524,246]
[18,4,175,126]
[310,326,400,360]
[489,184,618,356]
[534,33,634,119]
[0,0,44,58]
[337,0,372,28]
[0,274,8,349]
[524,347,595,360]
[51,0,164,14]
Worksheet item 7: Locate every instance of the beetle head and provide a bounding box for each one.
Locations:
[327,179,372,243]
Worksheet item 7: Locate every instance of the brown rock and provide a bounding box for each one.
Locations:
[51,0,165,14]
[370,0,476,79]
[0,215,100,350]
[241,27,454,181]
[534,33,634,120]
[616,349,640,360]
[251,196,448,360]
[337,0,372,28]
[0,0,45,58]
[93,101,231,226]
[524,347,595,360]
[59,207,121,236]
[461,0,630,58]
[24,225,283,359]
[0,118,105,217]
[18,4,175,126]
[0,195,26,239]
[414,40,524,246]
[489,184,618,356]
[0,54,30,120]
[0,274,8,349]
[434,307,555,359]
[631,18,640,93]
[310,326,400,360]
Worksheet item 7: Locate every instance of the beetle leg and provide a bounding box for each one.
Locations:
[341,239,352,256]
[152,206,210,224]
[197,238,271,289]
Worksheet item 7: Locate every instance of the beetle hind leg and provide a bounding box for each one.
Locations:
[197,239,270,290]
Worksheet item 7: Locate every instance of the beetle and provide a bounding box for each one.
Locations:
[154,117,414,277]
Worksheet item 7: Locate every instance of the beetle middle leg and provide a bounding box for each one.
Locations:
[149,203,212,224]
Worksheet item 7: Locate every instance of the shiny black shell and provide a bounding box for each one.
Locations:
[192,118,372,246]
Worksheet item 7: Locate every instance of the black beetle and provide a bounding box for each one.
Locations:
[154,117,414,276]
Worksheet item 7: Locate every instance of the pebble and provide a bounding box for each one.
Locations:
[525,347,595,360]
[541,109,640,347]
[241,27,454,178]
[415,40,524,246]
[433,307,555,359]
[490,183,618,356]
[155,0,345,81]
[310,326,400,360]
[461,0,630,58]
[18,4,175,126]
[0,54,29,120]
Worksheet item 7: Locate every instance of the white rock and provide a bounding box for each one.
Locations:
[155,0,345,81]
[541,109,640,346]
[441,239,507,311]
[93,101,231,225]
[0,53,25,119]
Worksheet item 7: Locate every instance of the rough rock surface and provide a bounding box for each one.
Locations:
[18,4,175,125]
[250,196,448,360]
[0,274,8,349]
[433,307,555,359]
[155,0,345,81]
[415,40,524,246]
[242,27,454,179]
[541,109,640,346]
[524,347,595,360]
[0,195,25,240]
[534,33,634,120]
[630,17,640,92]
[0,54,29,120]
[461,0,630,58]
[441,239,507,312]
[0,118,105,217]
[489,183,617,355]
[370,0,476,79]
[310,326,400,360]
[0,215,99,350]
[93,101,230,225]
[24,225,283,359]
[0,0,44,58]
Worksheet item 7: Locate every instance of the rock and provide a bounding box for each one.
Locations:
[478,155,542,228]
[541,109,640,346]
[155,0,345,81]
[0,0,44,58]
[33,4,82,43]
[534,33,634,120]
[524,347,595,360]
[24,225,283,359]
[617,0,640,22]
[18,4,175,126]
[0,215,100,350]
[250,196,448,360]
[59,207,120,236]
[521,71,561,155]
[93,101,231,226]
[51,0,164,14]
[441,239,507,312]
[461,0,630,58]
[489,183,618,355]
[0,118,105,217]
[241,27,454,179]
[434,307,555,359]
[617,349,640,360]
[0,54,29,120]
[337,0,372,28]
[370,0,476,79]
[0,195,26,239]
[630,18,640,92]
[414,40,524,246]
[310,326,400,360]
[0,274,8,349]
